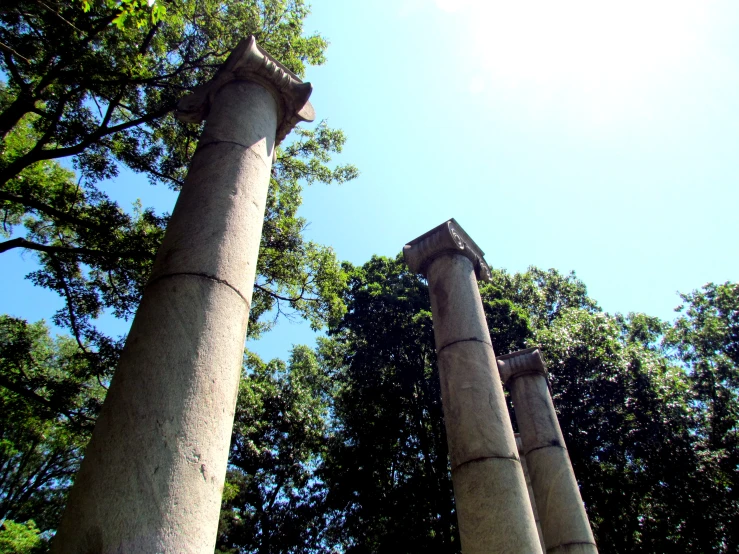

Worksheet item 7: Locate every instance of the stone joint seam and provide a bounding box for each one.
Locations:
[524,443,567,457]
[504,367,548,385]
[546,541,597,552]
[452,454,520,472]
[148,272,251,308]
[194,140,270,169]
[437,337,493,355]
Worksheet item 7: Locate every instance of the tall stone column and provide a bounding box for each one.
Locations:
[516,433,547,551]
[404,219,542,554]
[497,348,598,554]
[52,37,314,554]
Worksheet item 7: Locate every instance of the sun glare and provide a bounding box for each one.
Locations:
[439,0,710,123]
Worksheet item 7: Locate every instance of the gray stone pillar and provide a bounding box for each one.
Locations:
[52,37,314,554]
[516,433,547,552]
[404,219,542,554]
[498,348,598,554]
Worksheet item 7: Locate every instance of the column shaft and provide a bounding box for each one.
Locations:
[505,354,597,554]
[52,81,277,554]
[517,434,547,552]
[427,254,542,554]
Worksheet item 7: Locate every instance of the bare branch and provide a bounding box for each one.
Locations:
[0,41,30,64]
[0,237,151,260]
[34,0,83,33]
[254,283,320,304]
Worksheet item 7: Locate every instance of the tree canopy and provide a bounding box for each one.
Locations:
[314,257,738,554]
[2,259,737,552]
[0,0,357,370]
[0,0,355,548]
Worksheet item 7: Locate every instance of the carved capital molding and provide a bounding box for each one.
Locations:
[497,347,548,385]
[175,35,315,144]
[403,219,492,282]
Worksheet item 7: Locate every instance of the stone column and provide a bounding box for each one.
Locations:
[498,348,598,554]
[52,37,314,554]
[516,433,547,552]
[404,219,542,554]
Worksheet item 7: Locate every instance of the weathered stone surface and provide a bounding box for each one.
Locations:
[52,38,313,554]
[437,340,515,468]
[54,276,248,553]
[149,81,276,298]
[427,253,492,352]
[499,348,597,554]
[526,447,596,552]
[404,220,542,553]
[404,218,491,282]
[517,434,546,552]
[176,35,315,145]
[452,457,541,554]
[547,544,604,554]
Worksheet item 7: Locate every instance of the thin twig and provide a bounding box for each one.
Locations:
[34,0,84,33]
[0,41,30,64]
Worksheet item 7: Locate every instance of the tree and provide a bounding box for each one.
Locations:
[0,0,357,378]
[537,308,723,553]
[0,0,357,542]
[317,256,535,552]
[666,282,739,552]
[0,519,43,554]
[318,258,731,553]
[318,255,457,552]
[216,346,333,554]
[0,315,102,542]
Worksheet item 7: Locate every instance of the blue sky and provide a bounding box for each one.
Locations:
[2,0,738,361]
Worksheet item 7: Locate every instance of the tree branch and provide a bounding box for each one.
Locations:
[254,283,320,304]
[34,0,84,33]
[0,190,108,233]
[0,373,91,427]
[0,237,151,260]
[0,104,172,187]
[0,41,30,65]
[47,254,88,353]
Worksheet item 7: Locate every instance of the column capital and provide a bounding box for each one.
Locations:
[175,36,315,144]
[497,347,548,385]
[403,219,492,282]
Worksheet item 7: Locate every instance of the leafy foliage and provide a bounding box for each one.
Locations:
[0,0,356,545]
[0,0,357,374]
[0,519,43,554]
[216,346,333,554]
[2,5,736,552]
[539,308,722,552]
[665,282,739,552]
[317,256,536,552]
[318,256,458,552]
[0,316,101,540]
[3,258,738,553]
[316,257,738,554]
